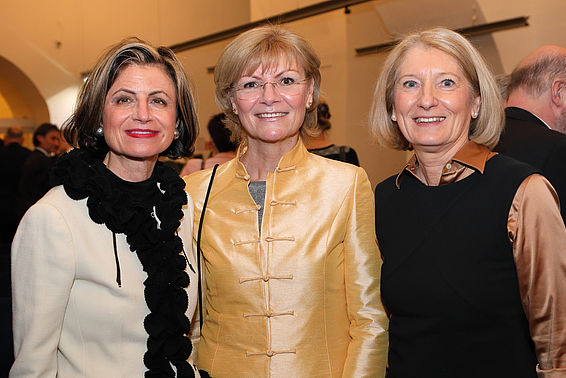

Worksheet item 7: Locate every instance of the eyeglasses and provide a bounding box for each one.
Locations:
[232,77,310,100]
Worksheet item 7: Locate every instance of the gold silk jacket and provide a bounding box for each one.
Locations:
[185,139,388,377]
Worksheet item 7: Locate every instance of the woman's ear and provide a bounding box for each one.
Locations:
[472,96,481,118]
[306,80,314,109]
[230,96,238,115]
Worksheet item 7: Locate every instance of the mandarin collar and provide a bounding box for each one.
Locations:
[234,138,309,180]
[395,140,497,188]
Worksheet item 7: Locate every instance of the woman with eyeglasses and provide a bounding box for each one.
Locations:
[185,25,388,377]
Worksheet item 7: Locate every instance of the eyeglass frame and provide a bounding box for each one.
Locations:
[230,77,311,99]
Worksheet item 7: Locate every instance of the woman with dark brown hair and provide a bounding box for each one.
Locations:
[11,38,200,377]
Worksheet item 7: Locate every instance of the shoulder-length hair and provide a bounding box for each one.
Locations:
[63,37,199,158]
[369,27,503,150]
[214,25,321,143]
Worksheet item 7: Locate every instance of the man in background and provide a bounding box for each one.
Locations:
[18,123,60,218]
[0,126,31,243]
[494,45,566,222]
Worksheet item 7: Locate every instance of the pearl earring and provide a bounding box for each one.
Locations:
[391,114,397,122]
[174,128,180,140]
[95,125,104,137]
[472,112,479,119]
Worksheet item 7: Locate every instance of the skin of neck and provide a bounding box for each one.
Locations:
[103,152,158,182]
[240,133,300,181]
[507,88,555,129]
[414,137,468,186]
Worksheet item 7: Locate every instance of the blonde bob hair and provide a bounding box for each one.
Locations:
[369,27,503,151]
[214,25,321,143]
[63,37,199,159]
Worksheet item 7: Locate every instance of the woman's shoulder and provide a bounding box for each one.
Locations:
[487,153,540,182]
[304,153,371,194]
[31,185,84,211]
[183,158,236,201]
[184,165,215,192]
[18,185,89,236]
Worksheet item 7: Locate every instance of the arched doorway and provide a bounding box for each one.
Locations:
[0,55,50,139]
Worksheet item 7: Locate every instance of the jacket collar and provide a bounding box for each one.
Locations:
[396,140,496,188]
[505,106,551,129]
[234,138,308,180]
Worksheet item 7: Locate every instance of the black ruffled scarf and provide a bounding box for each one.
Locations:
[51,149,194,377]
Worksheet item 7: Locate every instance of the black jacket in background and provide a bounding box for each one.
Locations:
[0,143,31,242]
[495,106,566,222]
[18,149,57,219]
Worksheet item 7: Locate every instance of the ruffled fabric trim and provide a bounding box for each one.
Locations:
[51,148,194,377]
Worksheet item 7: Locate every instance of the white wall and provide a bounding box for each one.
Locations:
[1,0,566,184]
[0,0,250,127]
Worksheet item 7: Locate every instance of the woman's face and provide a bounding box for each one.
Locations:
[392,46,480,155]
[230,60,314,148]
[102,64,177,166]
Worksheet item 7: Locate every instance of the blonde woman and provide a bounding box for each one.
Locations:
[371,28,566,377]
[186,25,388,377]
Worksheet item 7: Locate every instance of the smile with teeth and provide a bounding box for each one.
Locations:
[125,129,159,137]
[256,112,288,118]
[414,116,446,123]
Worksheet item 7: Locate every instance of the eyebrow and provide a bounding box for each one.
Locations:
[244,69,301,80]
[398,71,459,78]
[110,88,172,98]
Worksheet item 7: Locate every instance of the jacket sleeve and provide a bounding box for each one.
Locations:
[508,174,566,376]
[11,201,75,377]
[342,167,389,377]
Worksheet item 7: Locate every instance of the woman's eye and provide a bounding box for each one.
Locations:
[116,97,132,104]
[403,80,418,88]
[440,79,455,87]
[151,98,166,105]
[279,77,296,86]
[242,81,260,89]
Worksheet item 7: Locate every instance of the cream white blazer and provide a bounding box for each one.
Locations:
[10,185,199,377]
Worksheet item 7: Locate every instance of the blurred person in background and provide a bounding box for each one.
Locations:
[18,123,60,216]
[305,101,359,166]
[494,45,566,222]
[0,126,31,243]
[180,113,237,176]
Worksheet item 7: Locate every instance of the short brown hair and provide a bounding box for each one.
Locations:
[63,37,199,158]
[214,25,321,142]
[369,28,503,150]
[33,123,58,147]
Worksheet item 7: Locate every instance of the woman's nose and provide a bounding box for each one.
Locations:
[418,82,438,109]
[134,101,150,121]
[259,82,281,104]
